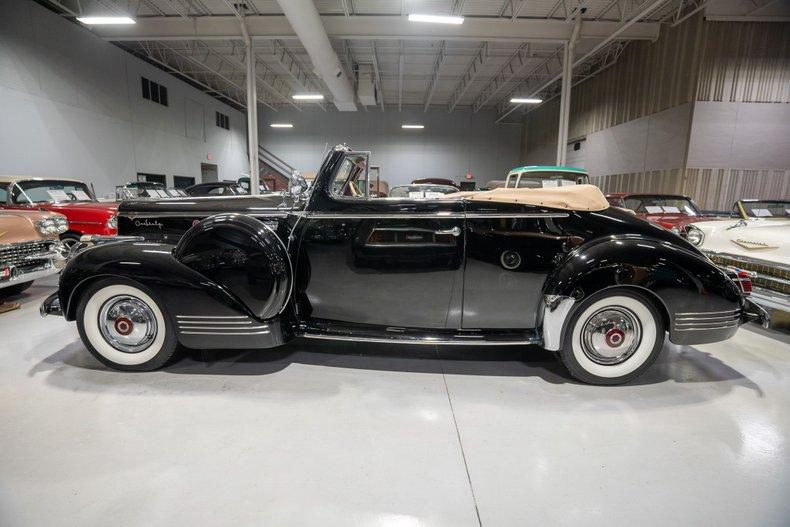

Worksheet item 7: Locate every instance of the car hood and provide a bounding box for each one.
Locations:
[639,213,724,230]
[117,193,298,216]
[0,211,57,243]
[693,217,790,266]
[45,202,119,215]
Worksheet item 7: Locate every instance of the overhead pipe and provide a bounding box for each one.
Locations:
[275,0,357,111]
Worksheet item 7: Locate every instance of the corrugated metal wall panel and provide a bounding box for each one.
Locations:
[523,17,790,208]
[593,168,790,211]
[521,15,703,160]
[696,22,790,103]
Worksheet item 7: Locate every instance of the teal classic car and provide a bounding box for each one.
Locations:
[504,166,589,189]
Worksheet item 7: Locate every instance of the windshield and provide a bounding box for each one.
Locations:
[738,200,790,218]
[389,185,459,199]
[506,171,588,188]
[624,196,700,215]
[12,180,94,204]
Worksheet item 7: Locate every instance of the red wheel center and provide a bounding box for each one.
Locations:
[605,328,625,348]
[114,317,134,336]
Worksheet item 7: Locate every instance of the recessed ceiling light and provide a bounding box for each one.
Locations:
[270,123,293,128]
[76,16,136,25]
[510,98,543,104]
[292,94,325,100]
[408,14,464,25]
[402,124,425,129]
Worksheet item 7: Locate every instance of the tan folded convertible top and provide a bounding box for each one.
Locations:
[439,184,609,212]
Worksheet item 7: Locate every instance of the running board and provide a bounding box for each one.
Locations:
[300,320,541,346]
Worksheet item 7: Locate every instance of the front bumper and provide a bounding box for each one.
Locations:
[1,242,67,290]
[741,299,771,329]
[40,291,62,317]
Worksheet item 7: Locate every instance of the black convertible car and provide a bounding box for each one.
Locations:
[41,146,768,384]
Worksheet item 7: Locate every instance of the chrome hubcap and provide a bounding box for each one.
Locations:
[581,307,642,365]
[98,295,157,353]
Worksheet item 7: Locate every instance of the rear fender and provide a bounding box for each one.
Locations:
[540,235,743,349]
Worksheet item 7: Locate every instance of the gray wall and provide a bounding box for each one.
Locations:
[687,102,790,169]
[258,107,521,187]
[0,0,248,198]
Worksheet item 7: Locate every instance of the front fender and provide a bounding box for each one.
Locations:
[59,242,252,322]
[541,235,744,347]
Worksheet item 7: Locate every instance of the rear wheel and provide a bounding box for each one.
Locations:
[558,290,665,385]
[76,279,178,371]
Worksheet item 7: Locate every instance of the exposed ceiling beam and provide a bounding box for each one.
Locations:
[398,42,404,112]
[448,42,489,112]
[472,43,533,113]
[372,41,386,111]
[423,41,446,111]
[270,40,327,110]
[90,15,660,43]
[496,0,672,122]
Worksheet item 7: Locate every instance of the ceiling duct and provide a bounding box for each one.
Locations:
[275,0,357,111]
[357,64,377,107]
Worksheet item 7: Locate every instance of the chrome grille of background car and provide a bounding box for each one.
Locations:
[0,241,53,270]
[709,254,790,295]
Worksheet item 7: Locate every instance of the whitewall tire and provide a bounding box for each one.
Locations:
[559,290,665,385]
[76,279,178,371]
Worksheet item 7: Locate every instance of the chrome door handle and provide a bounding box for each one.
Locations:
[435,226,461,237]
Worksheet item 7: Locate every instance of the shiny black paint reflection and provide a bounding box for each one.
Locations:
[175,214,291,320]
[59,148,748,352]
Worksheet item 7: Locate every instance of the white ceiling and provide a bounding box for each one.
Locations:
[40,0,787,121]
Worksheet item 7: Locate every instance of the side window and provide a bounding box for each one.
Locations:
[0,185,7,203]
[207,187,225,195]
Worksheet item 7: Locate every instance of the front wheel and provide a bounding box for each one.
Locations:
[558,290,665,385]
[76,279,178,371]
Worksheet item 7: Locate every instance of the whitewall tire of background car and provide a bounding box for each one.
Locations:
[76,279,178,371]
[559,290,665,385]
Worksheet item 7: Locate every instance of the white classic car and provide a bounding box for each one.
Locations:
[685,199,789,315]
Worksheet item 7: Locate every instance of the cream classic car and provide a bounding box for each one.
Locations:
[684,199,789,313]
[0,210,68,296]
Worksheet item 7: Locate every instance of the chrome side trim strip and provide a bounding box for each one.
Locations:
[465,212,568,219]
[180,330,271,335]
[301,333,538,346]
[672,325,738,332]
[300,212,567,220]
[121,211,290,219]
[303,212,464,219]
[674,309,740,316]
[177,325,270,330]
[176,315,249,319]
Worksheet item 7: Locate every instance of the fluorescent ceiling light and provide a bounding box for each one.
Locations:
[402,124,425,129]
[292,94,325,100]
[510,98,543,104]
[76,16,136,25]
[270,123,293,128]
[408,14,464,25]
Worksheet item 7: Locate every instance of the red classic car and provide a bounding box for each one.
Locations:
[605,193,715,232]
[0,176,118,250]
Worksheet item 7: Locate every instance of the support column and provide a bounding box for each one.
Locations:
[242,22,260,196]
[556,14,582,166]
[556,42,571,166]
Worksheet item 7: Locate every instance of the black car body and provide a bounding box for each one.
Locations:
[41,146,768,384]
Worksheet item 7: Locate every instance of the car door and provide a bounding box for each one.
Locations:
[295,153,465,329]
[462,200,569,329]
